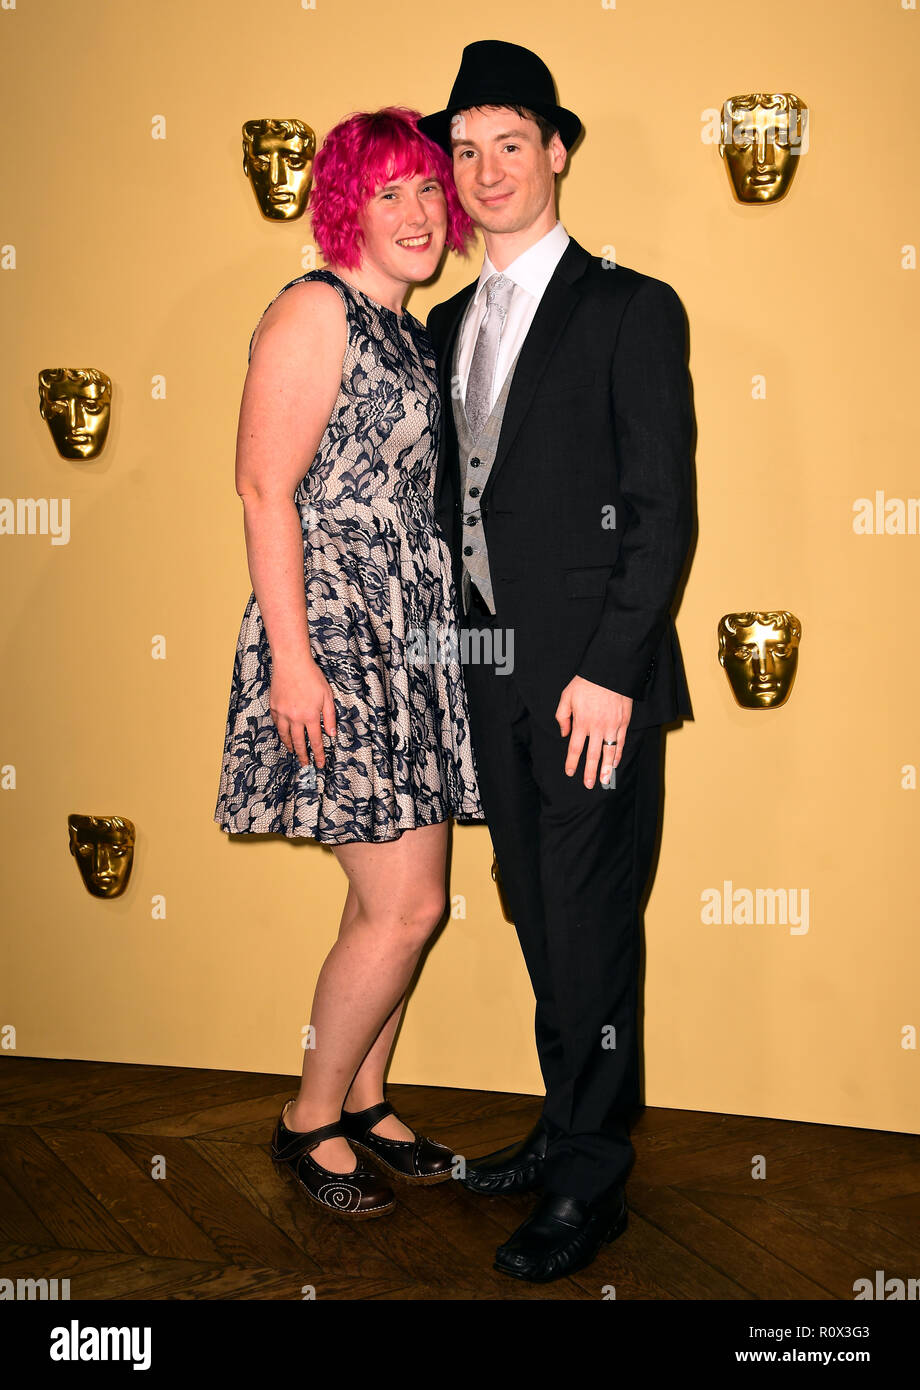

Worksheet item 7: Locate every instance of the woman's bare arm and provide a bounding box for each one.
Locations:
[234,279,347,765]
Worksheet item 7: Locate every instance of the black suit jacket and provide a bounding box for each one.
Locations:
[426,236,695,732]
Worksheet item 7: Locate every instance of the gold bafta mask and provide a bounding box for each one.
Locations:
[718,612,802,709]
[68,815,135,898]
[719,94,808,203]
[242,118,316,220]
[39,369,112,460]
[491,853,513,924]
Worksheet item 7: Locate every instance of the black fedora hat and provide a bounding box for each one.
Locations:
[417,40,581,153]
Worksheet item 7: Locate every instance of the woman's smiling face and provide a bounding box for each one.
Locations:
[357,172,448,285]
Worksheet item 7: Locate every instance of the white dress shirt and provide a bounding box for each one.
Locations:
[457,220,571,414]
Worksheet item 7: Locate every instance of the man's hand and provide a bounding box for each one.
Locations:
[555,675,633,788]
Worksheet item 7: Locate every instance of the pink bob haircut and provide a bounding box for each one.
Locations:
[309,106,475,270]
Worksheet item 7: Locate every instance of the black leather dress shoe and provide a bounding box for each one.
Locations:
[493,1185,628,1282]
[461,1118,549,1195]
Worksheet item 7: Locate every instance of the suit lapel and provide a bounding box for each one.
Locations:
[483,238,590,501]
[434,284,476,509]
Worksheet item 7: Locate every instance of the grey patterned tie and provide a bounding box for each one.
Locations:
[464,272,515,438]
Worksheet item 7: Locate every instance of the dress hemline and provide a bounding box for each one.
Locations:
[212,806,482,845]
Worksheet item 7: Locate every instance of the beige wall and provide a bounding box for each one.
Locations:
[2,0,918,1136]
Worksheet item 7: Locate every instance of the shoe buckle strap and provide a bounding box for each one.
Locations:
[274,1118,344,1162]
[343,1100,394,1134]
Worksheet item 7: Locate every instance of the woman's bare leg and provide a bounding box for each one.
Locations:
[284,820,448,1171]
[343,994,413,1139]
[324,893,415,1140]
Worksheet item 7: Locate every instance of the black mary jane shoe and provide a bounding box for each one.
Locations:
[271,1098,396,1219]
[340,1101,454,1184]
[493,1185,628,1283]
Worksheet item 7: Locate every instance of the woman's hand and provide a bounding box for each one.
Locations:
[270,654,337,769]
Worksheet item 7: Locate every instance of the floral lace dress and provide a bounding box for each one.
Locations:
[214,269,483,843]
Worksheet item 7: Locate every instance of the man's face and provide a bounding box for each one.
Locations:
[719,619,800,708]
[40,376,111,459]
[449,105,565,234]
[244,129,314,220]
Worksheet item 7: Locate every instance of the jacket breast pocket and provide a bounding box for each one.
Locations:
[564,564,614,598]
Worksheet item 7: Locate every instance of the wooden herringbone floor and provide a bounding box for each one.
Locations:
[1,1057,918,1300]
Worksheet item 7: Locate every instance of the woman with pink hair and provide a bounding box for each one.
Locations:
[214,108,482,1217]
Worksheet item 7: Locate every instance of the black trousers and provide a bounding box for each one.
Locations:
[460,584,665,1201]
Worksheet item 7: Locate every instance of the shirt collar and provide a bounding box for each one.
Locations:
[473,220,571,303]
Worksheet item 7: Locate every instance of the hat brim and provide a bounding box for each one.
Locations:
[417,100,581,154]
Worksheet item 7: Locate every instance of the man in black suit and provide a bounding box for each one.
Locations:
[418,40,694,1283]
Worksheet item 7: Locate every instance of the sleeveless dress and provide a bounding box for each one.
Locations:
[213,269,483,843]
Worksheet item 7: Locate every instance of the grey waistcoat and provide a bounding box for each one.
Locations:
[452,325,522,616]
